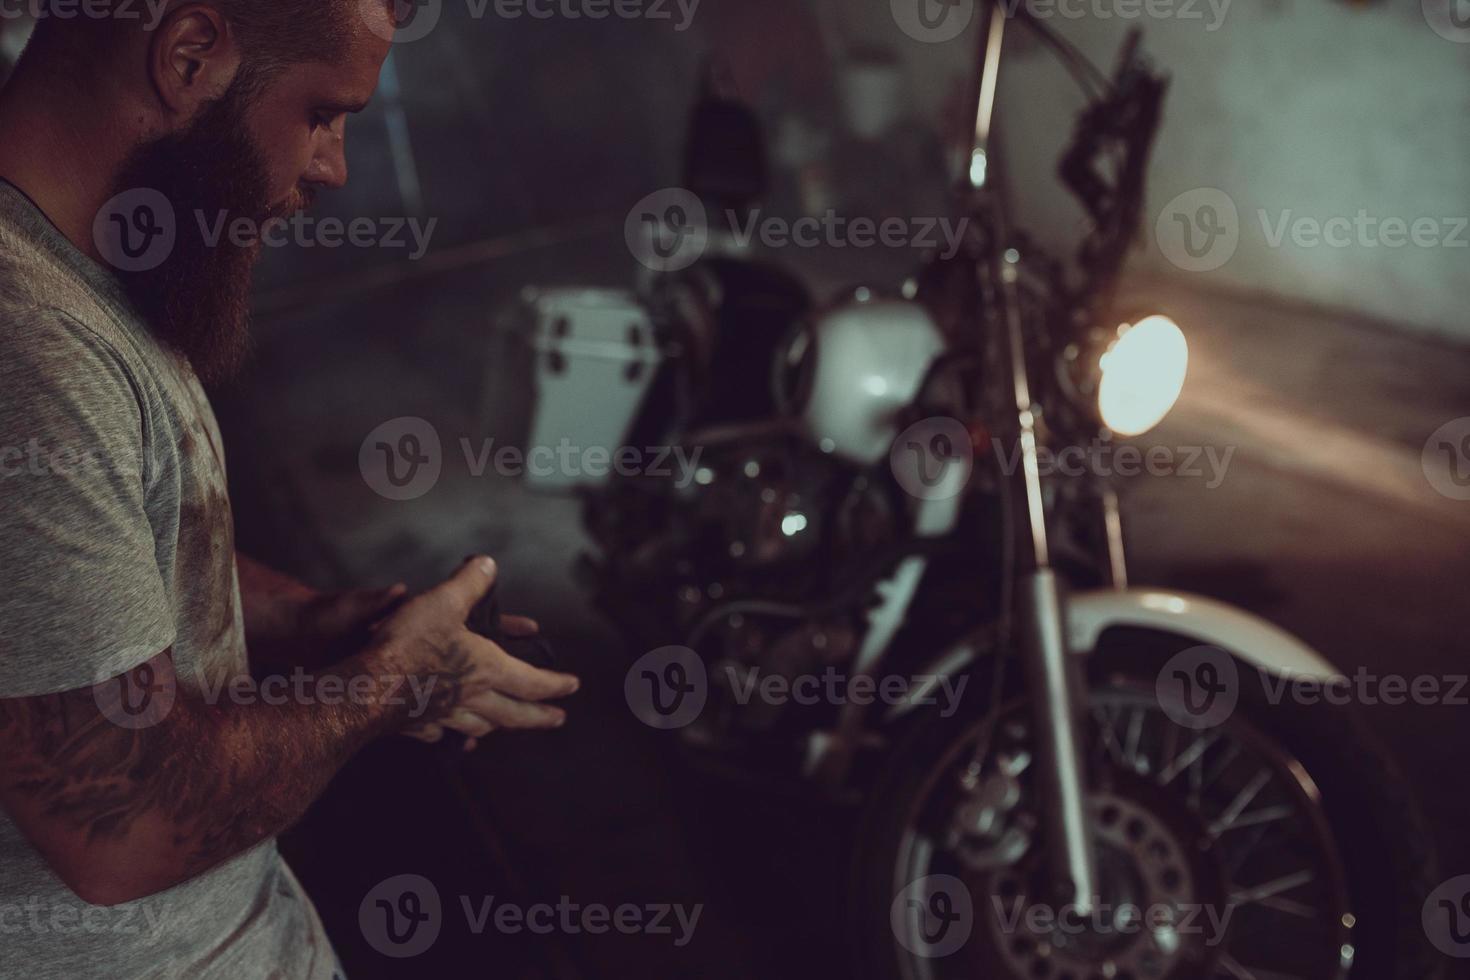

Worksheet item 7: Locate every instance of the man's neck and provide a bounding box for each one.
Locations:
[0,66,131,264]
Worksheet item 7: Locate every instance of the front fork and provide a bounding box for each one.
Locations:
[997,249,1101,913]
[1017,569,1099,911]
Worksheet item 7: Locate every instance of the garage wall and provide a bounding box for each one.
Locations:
[816,1,1470,341]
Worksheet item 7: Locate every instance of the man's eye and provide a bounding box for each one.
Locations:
[311,113,334,131]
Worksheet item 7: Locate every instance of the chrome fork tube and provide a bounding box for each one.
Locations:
[999,248,1099,913]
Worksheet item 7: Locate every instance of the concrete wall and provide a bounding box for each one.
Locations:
[816,1,1470,341]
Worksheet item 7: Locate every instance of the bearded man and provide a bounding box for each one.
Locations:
[0,5,580,978]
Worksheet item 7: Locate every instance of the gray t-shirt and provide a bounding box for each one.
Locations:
[0,182,341,979]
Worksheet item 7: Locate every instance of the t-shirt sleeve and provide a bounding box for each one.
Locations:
[0,309,175,697]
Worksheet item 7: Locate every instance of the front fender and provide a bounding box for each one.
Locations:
[1067,588,1339,681]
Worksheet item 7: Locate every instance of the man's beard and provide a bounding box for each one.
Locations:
[109,76,312,385]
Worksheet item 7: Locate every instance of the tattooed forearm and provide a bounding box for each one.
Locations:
[0,648,411,903]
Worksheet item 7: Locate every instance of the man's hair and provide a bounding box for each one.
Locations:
[24,0,371,81]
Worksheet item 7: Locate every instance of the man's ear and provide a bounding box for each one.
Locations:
[148,3,242,119]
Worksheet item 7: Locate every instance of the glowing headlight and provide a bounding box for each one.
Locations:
[1097,315,1189,437]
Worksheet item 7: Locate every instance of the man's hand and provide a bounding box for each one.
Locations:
[402,610,546,752]
[371,556,579,751]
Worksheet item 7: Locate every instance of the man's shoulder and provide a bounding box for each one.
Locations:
[0,215,155,390]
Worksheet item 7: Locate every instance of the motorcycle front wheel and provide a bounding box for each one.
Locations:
[850,629,1445,980]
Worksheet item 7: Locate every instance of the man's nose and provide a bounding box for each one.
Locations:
[305,138,349,191]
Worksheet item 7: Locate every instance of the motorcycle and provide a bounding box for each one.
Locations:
[571,10,1443,979]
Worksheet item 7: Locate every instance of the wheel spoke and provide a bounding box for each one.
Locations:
[1230,869,1317,907]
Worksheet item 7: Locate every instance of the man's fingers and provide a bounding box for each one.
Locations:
[459,690,567,730]
[404,723,445,744]
[435,555,498,618]
[470,639,578,701]
[444,709,495,739]
[498,614,540,638]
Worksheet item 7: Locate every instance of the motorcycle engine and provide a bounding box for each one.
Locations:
[583,429,903,746]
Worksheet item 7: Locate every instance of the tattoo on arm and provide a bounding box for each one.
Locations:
[0,651,408,896]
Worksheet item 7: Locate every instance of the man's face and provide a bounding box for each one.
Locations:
[109,11,393,384]
[239,18,395,217]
